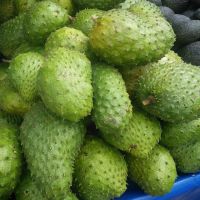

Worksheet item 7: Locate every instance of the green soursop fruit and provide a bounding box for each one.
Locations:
[118,0,140,9]
[38,48,93,122]
[50,0,74,14]
[73,0,124,10]
[24,1,69,45]
[92,63,132,134]
[12,42,44,58]
[0,14,26,58]
[161,118,200,148]
[74,137,127,200]
[0,119,22,199]
[101,110,161,158]
[9,52,44,102]
[0,110,23,126]
[20,102,86,199]
[73,9,105,36]
[15,0,37,14]
[127,145,177,196]
[136,62,200,123]
[45,27,89,54]
[0,76,30,116]
[0,0,15,24]
[120,51,182,98]
[170,142,200,173]
[16,173,45,200]
[90,9,175,67]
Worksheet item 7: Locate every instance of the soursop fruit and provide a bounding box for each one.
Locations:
[136,62,200,122]
[15,0,37,13]
[161,118,200,148]
[0,14,26,58]
[170,141,200,173]
[100,110,161,158]
[73,0,124,10]
[127,145,177,196]
[0,118,22,199]
[38,48,93,122]
[20,102,86,199]
[74,137,127,200]
[9,52,44,102]
[45,27,89,54]
[72,9,105,36]
[90,9,175,67]
[92,63,132,134]
[50,0,74,14]
[0,0,15,24]
[0,110,23,126]
[24,1,69,45]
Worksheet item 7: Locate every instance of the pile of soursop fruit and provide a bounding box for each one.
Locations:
[0,0,200,199]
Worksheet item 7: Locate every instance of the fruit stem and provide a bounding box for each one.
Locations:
[142,96,156,106]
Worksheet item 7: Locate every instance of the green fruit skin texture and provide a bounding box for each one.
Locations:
[9,52,44,102]
[16,174,79,200]
[101,110,161,158]
[0,76,30,116]
[92,63,132,134]
[15,0,37,13]
[136,62,200,123]
[24,1,69,45]
[161,118,200,148]
[170,142,200,173]
[0,110,23,126]
[20,102,86,199]
[74,137,127,200]
[38,48,93,122]
[73,9,105,36]
[51,0,74,14]
[90,9,175,67]
[0,14,26,58]
[73,0,124,10]
[0,0,15,24]
[0,119,22,199]
[45,27,89,54]
[127,145,177,196]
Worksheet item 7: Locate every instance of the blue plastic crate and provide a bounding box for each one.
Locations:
[117,173,200,200]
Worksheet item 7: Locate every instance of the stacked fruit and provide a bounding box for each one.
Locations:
[0,0,200,200]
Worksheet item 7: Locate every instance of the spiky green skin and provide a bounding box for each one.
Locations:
[118,0,140,9]
[90,9,175,67]
[45,27,89,55]
[0,119,22,199]
[64,193,79,200]
[127,145,177,196]
[74,137,127,200]
[12,42,43,58]
[16,174,45,200]
[0,0,15,24]
[20,102,86,199]
[51,0,74,14]
[73,0,124,10]
[38,48,93,122]
[92,63,132,134]
[0,76,30,116]
[170,142,200,173]
[73,9,105,36]
[161,118,200,148]
[0,110,23,126]
[15,0,37,13]
[101,110,161,158]
[120,51,182,98]
[9,52,44,102]
[136,62,200,123]
[24,1,69,45]
[0,14,26,58]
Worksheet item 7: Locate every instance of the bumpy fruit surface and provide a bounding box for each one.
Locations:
[90,9,175,67]
[74,137,127,200]
[92,63,132,134]
[24,1,69,45]
[0,119,22,199]
[9,52,44,102]
[15,0,37,13]
[0,0,15,24]
[50,0,74,14]
[127,145,177,196]
[38,48,93,122]
[136,62,200,122]
[20,102,85,199]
